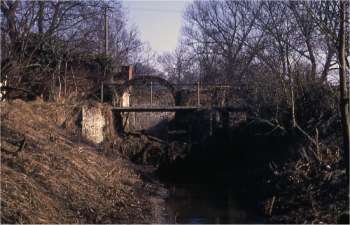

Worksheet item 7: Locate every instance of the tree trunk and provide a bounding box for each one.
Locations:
[1,1,19,51]
[321,44,335,82]
[305,39,317,81]
[37,1,45,34]
[338,0,350,176]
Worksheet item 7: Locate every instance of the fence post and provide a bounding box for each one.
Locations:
[197,81,200,106]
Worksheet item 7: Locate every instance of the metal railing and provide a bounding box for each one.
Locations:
[100,80,240,108]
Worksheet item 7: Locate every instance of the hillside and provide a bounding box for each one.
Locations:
[0,100,164,223]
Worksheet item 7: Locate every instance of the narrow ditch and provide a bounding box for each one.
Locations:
[117,111,298,223]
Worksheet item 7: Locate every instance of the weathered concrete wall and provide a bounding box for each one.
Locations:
[82,105,106,144]
[125,88,175,132]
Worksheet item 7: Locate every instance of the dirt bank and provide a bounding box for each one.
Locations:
[0,100,167,223]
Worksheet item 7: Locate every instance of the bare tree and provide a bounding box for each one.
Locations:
[183,0,263,84]
[338,0,349,175]
[301,0,349,174]
[158,43,196,84]
[1,0,143,100]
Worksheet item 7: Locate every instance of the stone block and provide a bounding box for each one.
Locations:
[82,105,106,144]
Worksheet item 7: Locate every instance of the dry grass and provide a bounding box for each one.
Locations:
[265,143,348,224]
[0,100,156,223]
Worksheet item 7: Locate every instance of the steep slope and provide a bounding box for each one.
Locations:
[0,100,159,223]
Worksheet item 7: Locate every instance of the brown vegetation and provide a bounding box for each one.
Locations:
[262,131,348,223]
[0,100,163,223]
[1,0,349,223]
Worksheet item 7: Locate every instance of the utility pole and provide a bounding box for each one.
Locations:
[101,5,109,102]
[104,6,108,56]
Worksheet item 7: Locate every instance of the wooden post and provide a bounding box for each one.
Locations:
[209,110,213,136]
[197,81,200,106]
[150,81,153,105]
[166,115,169,143]
[101,82,104,103]
[133,112,136,130]
[222,110,229,131]
[128,65,133,80]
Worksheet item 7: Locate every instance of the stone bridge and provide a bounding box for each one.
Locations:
[82,66,248,143]
[103,67,235,109]
[92,66,248,139]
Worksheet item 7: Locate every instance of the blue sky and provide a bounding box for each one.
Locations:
[123,0,191,54]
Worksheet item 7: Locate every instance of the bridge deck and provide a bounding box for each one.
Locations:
[112,106,247,112]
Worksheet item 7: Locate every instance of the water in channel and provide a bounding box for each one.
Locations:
[162,183,263,224]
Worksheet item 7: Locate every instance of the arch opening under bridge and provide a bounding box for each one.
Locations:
[118,75,177,106]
